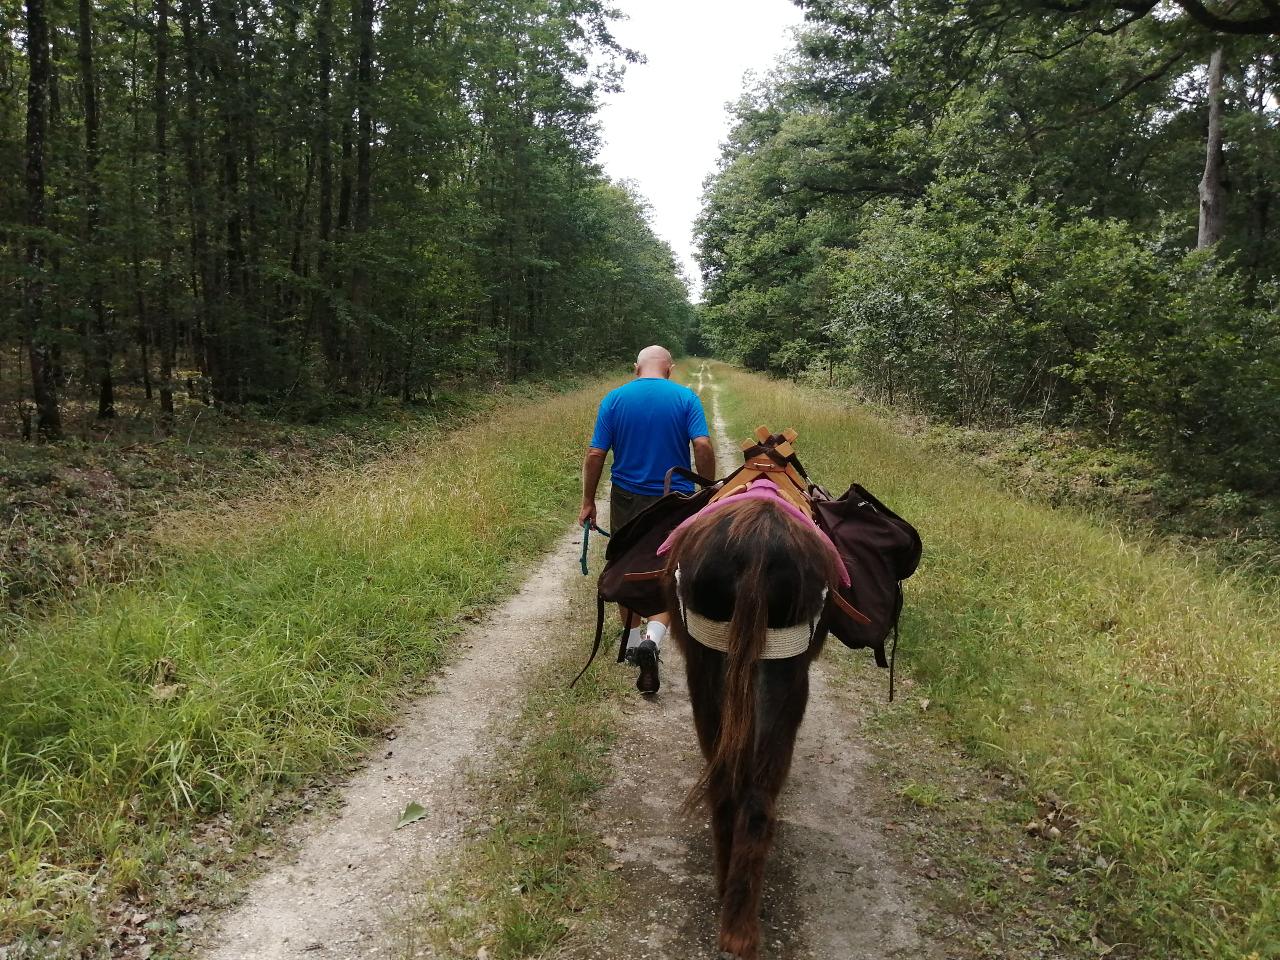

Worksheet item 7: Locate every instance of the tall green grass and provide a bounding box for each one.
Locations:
[712,364,1280,958]
[0,381,610,950]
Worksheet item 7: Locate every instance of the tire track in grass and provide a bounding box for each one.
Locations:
[561,364,937,959]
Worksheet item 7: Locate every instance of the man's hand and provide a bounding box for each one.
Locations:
[580,447,607,529]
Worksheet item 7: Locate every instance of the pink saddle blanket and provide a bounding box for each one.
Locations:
[656,477,850,587]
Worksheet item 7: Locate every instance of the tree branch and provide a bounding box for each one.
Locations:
[1006,9,1150,61]
[1032,0,1280,35]
[1172,0,1280,34]
[1021,46,1191,138]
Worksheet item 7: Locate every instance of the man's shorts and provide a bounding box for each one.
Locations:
[610,484,664,532]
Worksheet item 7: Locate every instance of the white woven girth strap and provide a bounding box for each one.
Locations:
[674,567,821,660]
[681,608,813,659]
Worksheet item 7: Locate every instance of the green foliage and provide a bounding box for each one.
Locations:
[0,0,689,427]
[827,193,1280,488]
[696,3,1279,495]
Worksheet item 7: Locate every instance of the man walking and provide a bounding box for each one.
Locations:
[579,346,716,693]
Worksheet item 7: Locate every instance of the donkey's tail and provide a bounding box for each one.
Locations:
[686,552,770,811]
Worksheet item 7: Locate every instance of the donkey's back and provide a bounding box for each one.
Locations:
[664,498,839,960]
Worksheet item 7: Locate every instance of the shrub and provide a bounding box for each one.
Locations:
[827,188,1280,492]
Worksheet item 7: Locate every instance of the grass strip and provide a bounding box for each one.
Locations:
[711,362,1280,959]
[0,378,615,953]
[1,379,593,615]
[391,594,627,959]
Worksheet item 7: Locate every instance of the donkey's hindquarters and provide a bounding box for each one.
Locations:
[663,498,840,960]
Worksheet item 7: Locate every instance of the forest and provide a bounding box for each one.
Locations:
[1,0,692,439]
[4,3,1280,957]
[697,1,1279,496]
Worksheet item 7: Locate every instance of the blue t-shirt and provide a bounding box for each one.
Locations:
[590,378,709,495]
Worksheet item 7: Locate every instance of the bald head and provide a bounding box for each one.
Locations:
[635,345,673,379]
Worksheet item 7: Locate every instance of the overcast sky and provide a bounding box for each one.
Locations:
[594,0,805,299]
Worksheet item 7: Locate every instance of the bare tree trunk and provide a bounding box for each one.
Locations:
[353,0,373,240]
[1197,48,1227,250]
[211,0,245,402]
[155,0,175,418]
[24,0,61,440]
[127,0,153,402]
[180,0,215,382]
[314,0,339,384]
[79,0,115,418]
[346,0,374,391]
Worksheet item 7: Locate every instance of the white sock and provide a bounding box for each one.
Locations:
[624,627,643,652]
[644,620,668,648]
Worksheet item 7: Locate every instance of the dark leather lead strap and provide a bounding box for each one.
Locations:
[888,587,904,702]
[570,595,609,688]
[888,621,899,703]
[663,466,718,496]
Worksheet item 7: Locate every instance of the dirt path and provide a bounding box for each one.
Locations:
[196,366,939,960]
[559,365,939,959]
[196,525,592,960]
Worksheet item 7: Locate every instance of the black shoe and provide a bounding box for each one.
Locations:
[635,639,660,694]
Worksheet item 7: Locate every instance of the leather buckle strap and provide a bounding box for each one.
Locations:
[742,440,812,482]
[622,569,663,583]
[829,589,872,625]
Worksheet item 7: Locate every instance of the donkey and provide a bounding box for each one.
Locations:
[661,496,841,960]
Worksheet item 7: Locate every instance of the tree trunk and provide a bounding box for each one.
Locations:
[79,0,115,418]
[212,0,244,401]
[333,0,357,391]
[24,0,61,440]
[1197,48,1227,250]
[353,0,373,240]
[314,0,339,383]
[127,0,152,402]
[180,0,215,381]
[238,1,263,381]
[346,0,374,390]
[155,0,175,417]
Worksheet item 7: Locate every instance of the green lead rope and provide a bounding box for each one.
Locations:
[580,519,610,575]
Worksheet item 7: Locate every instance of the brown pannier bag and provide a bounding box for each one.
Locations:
[571,468,722,685]
[811,483,922,670]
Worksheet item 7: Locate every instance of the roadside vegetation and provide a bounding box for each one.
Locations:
[0,387,499,614]
[694,3,1279,556]
[392,598,628,960]
[0,378,611,955]
[824,648,1102,960]
[4,0,691,441]
[792,373,1280,578]
[713,364,1280,959]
